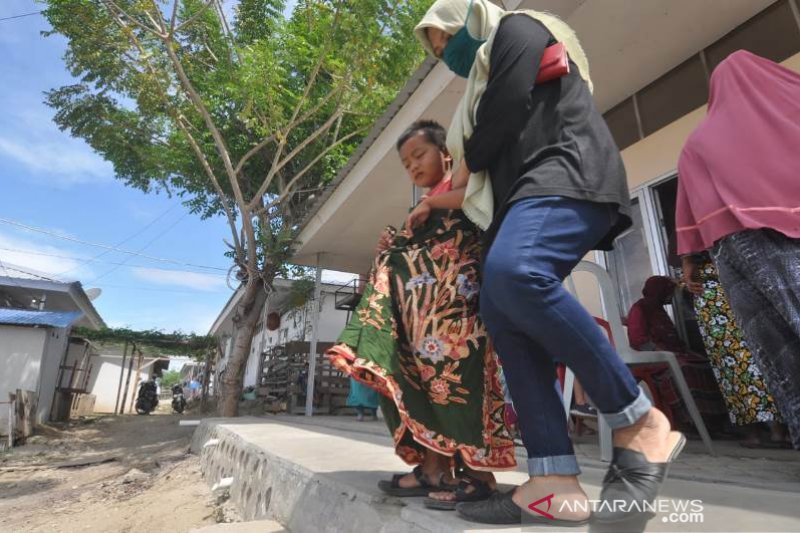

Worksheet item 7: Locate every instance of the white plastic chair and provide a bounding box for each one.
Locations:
[562,260,715,461]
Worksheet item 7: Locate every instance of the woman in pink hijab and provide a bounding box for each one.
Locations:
[676,50,800,450]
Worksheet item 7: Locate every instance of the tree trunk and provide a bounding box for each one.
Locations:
[218,280,265,417]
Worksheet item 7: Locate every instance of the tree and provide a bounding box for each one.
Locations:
[42,0,430,415]
[160,369,182,388]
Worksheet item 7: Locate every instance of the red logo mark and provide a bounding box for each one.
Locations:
[528,493,555,520]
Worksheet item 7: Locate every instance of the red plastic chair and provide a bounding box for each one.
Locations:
[592,317,675,427]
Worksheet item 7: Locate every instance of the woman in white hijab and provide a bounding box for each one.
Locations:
[413,0,685,526]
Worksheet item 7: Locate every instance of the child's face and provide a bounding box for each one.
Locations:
[398,133,448,189]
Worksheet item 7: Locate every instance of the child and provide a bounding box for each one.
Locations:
[327,120,515,510]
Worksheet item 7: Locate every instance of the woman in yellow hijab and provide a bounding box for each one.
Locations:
[413,0,685,526]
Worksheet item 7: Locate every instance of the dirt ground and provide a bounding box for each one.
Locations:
[0,406,229,533]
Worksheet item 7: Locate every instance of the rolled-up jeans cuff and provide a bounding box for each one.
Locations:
[527,455,581,476]
[601,386,652,429]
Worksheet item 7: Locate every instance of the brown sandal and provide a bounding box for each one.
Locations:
[423,474,496,510]
[377,465,456,497]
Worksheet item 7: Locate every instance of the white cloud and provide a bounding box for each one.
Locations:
[0,105,113,186]
[0,136,112,185]
[0,230,94,281]
[132,267,227,292]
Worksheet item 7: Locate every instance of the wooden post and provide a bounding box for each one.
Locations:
[201,348,212,411]
[67,359,78,390]
[83,363,93,391]
[305,258,323,417]
[119,342,137,415]
[114,340,129,415]
[7,399,14,449]
[128,350,145,414]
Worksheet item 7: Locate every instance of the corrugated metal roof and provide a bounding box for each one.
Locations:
[0,308,82,328]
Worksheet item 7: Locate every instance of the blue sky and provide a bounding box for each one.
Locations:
[0,0,348,335]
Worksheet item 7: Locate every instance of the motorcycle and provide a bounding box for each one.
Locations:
[171,384,187,414]
[135,380,159,415]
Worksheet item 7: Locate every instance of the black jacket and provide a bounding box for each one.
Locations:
[463,15,631,250]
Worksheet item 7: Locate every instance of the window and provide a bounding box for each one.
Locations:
[605,198,654,318]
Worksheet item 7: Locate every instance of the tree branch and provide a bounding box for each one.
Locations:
[105,3,245,263]
[234,134,277,176]
[101,0,165,38]
[161,38,257,273]
[234,84,344,177]
[285,4,343,129]
[143,8,163,33]
[176,116,243,258]
[169,0,181,31]
[213,0,239,64]
[174,0,215,33]
[161,36,244,205]
[247,109,344,209]
[264,124,368,210]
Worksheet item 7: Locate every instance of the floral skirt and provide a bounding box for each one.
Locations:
[327,209,516,471]
[693,259,780,425]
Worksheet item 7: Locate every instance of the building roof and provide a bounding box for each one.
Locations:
[291,0,778,272]
[0,308,83,328]
[0,274,106,329]
[208,278,350,337]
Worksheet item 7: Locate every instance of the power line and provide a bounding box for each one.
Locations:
[0,259,51,309]
[88,212,190,283]
[0,217,229,272]
[0,263,56,282]
[57,203,180,277]
[0,262,228,295]
[92,282,231,294]
[0,246,227,277]
[0,10,42,22]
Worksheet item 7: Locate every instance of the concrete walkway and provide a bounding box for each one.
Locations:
[190,415,800,533]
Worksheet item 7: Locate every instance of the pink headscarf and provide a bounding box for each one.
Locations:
[676,50,800,255]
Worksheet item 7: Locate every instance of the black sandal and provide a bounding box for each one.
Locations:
[594,432,687,523]
[377,465,455,497]
[423,474,495,511]
[455,490,589,526]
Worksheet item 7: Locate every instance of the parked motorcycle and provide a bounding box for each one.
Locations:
[171,384,187,414]
[135,380,159,415]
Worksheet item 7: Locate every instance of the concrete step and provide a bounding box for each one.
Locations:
[190,520,288,532]
[190,416,800,533]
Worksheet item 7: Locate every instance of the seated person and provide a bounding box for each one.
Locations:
[627,276,728,434]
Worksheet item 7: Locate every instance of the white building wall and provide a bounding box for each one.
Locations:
[262,291,350,349]
[87,355,156,413]
[0,325,47,432]
[242,289,351,389]
[89,357,124,413]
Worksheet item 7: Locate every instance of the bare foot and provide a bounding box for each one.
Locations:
[510,475,591,522]
[613,408,683,463]
[397,468,452,489]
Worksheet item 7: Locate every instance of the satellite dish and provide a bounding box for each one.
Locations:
[85,288,102,301]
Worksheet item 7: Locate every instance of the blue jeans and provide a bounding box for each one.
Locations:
[481,196,651,476]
